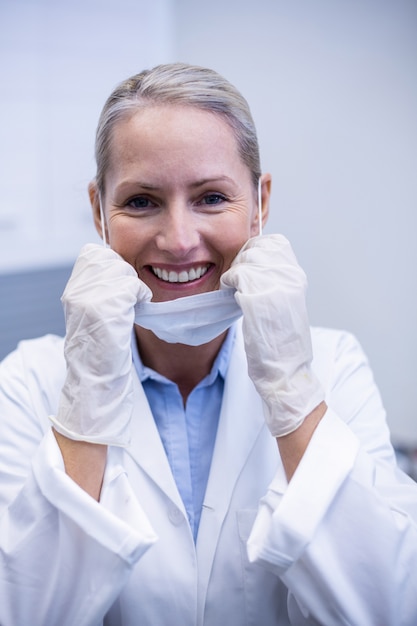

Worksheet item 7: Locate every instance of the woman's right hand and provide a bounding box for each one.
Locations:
[50,243,152,447]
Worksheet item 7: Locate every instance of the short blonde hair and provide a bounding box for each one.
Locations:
[94,62,261,194]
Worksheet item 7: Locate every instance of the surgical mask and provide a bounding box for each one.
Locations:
[134,288,242,346]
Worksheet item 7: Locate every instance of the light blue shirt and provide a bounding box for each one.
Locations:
[132,327,235,541]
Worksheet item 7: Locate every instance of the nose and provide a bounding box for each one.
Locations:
[155,202,200,258]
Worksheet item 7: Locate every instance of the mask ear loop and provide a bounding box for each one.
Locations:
[258,178,263,236]
[99,195,109,247]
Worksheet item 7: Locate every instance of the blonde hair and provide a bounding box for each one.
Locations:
[94,62,261,194]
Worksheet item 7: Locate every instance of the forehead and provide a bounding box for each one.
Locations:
[106,104,248,176]
[115,103,236,147]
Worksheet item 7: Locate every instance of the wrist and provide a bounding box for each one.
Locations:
[276,401,327,480]
[53,428,108,500]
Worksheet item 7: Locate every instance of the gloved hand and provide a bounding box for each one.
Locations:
[221,234,324,437]
[50,244,152,446]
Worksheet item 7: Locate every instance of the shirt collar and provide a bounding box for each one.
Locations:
[132,324,236,385]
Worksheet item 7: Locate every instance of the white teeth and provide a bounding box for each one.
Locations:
[152,265,209,283]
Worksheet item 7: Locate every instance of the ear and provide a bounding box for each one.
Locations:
[88,180,108,242]
[250,173,271,236]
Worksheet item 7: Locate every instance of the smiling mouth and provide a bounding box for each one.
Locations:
[151,264,210,283]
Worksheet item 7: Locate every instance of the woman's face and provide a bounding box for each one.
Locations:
[91,104,270,302]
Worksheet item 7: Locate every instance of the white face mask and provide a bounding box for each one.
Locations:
[134,288,242,346]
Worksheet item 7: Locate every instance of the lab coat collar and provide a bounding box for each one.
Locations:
[126,374,185,512]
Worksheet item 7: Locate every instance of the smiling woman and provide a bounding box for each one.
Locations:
[90,104,268,304]
[0,62,417,626]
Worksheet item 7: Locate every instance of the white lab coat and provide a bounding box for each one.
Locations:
[0,324,416,626]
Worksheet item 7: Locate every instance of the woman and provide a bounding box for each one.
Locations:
[0,63,416,626]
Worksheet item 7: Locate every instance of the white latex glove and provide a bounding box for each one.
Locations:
[221,234,324,437]
[50,244,152,446]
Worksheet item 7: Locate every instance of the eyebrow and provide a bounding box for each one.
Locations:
[115,175,236,193]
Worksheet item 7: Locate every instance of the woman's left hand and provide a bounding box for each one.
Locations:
[221,234,324,437]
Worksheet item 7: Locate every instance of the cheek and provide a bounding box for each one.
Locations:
[107,217,145,260]
[215,216,253,266]
[223,210,256,245]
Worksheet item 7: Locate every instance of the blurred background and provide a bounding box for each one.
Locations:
[0,0,416,455]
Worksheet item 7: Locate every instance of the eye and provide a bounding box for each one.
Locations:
[200,193,227,206]
[126,196,156,210]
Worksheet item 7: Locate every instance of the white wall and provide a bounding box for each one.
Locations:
[0,0,174,273]
[173,0,417,444]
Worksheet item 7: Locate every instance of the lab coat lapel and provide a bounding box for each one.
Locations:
[125,371,185,511]
[196,325,264,601]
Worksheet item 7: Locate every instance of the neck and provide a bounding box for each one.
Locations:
[134,326,227,403]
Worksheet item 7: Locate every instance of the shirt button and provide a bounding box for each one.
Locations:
[168,506,184,526]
